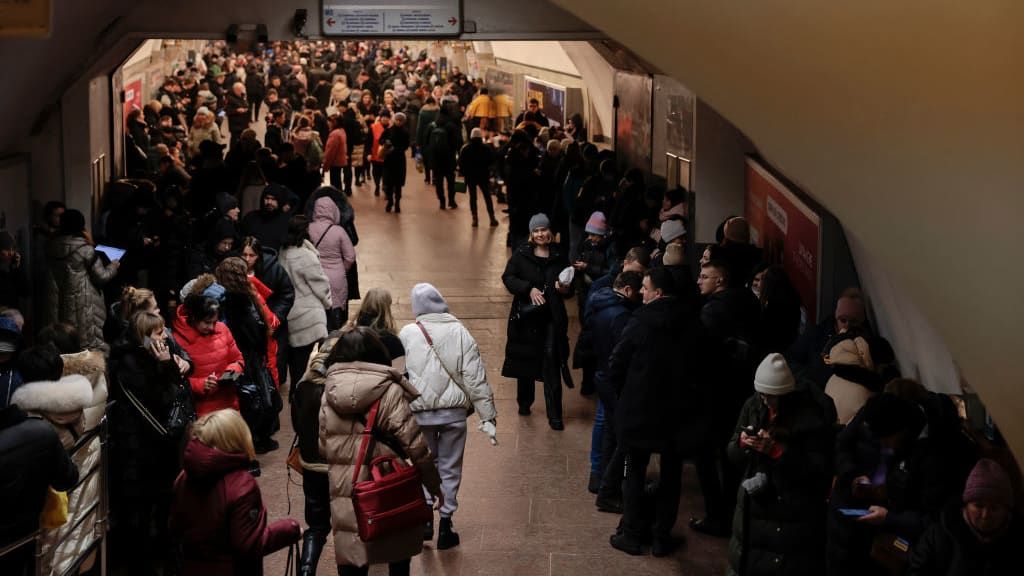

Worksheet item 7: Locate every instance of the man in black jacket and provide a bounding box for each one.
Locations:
[242,184,291,251]
[690,259,762,537]
[225,82,250,146]
[607,267,699,557]
[0,404,78,575]
[458,128,497,227]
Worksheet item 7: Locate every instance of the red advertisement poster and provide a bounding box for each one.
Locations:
[745,158,821,323]
[123,79,143,121]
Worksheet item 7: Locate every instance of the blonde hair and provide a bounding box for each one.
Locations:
[192,409,255,460]
[120,286,155,320]
[358,288,396,334]
[130,311,165,345]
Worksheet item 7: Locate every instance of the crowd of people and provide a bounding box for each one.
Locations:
[0,37,1019,576]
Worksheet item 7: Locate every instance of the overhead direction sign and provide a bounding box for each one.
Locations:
[322,1,462,37]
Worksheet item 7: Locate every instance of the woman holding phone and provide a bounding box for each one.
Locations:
[172,294,245,417]
[726,353,836,575]
[108,310,191,573]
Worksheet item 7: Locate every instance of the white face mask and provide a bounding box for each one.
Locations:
[752,286,761,299]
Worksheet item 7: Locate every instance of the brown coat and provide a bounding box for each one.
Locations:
[319,362,441,568]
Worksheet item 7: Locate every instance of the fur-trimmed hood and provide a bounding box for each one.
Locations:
[11,374,95,416]
[61,349,108,408]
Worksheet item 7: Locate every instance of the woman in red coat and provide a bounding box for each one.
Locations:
[171,408,301,575]
[172,294,245,417]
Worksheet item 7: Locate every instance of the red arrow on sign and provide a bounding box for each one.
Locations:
[448,17,458,25]
[327,17,336,27]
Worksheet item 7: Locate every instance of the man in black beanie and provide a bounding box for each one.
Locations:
[241,184,291,250]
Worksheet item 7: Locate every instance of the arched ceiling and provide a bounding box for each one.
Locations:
[551,0,1024,454]
[1,1,1021,456]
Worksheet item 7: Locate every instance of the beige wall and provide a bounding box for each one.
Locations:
[552,0,1024,456]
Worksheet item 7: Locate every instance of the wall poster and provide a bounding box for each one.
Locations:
[745,157,822,324]
[523,76,566,127]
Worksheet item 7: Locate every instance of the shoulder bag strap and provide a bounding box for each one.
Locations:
[351,398,381,485]
[118,376,169,437]
[314,224,335,248]
[416,321,463,390]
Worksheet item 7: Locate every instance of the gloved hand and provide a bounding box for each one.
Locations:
[478,420,498,446]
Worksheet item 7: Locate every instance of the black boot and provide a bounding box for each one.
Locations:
[437,517,460,550]
[299,530,326,576]
[394,198,401,213]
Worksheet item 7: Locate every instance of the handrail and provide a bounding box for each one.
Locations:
[69,418,106,457]
[0,417,109,576]
[0,530,41,559]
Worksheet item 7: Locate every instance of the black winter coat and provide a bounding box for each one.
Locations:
[253,248,295,323]
[726,390,836,576]
[225,93,250,135]
[381,125,410,188]
[0,405,78,561]
[908,504,1022,576]
[501,244,571,381]
[458,139,494,182]
[831,406,973,542]
[582,287,637,409]
[607,296,700,453]
[700,288,763,440]
[108,344,184,521]
[241,209,289,251]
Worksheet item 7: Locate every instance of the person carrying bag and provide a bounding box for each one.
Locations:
[398,283,498,549]
[318,327,442,576]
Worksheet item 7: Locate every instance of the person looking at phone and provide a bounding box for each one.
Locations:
[172,294,244,417]
[827,393,974,576]
[726,353,836,574]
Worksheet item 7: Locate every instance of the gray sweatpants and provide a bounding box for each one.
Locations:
[420,420,467,518]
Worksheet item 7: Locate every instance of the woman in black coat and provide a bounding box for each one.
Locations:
[215,257,280,454]
[727,354,836,576]
[381,112,411,213]
[501,213,572,430]
[109,310,188,575]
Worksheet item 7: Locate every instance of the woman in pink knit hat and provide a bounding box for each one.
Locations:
[908,457,1021,575]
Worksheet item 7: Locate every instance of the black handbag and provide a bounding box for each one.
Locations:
[512,292,547,321]
[235,366,274,421]
[119,375,196,437]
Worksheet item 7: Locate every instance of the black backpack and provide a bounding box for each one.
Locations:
[428,123,451,158]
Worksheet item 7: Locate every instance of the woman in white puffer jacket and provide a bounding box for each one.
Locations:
[398,283,497,551]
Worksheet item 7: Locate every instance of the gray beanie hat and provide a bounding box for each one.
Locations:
[411,283,449,317]
[528,213,551,231]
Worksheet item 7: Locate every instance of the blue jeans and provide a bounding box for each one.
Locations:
[590,400,605,474]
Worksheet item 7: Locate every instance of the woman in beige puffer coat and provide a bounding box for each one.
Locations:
[319,327,442,576]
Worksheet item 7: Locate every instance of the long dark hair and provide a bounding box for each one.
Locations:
[284,215,310,248]
[325,326,391,367]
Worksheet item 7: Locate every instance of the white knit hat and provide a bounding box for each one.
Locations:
[753,353,796,396]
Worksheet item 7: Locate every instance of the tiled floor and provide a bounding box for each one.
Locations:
[257,164,728,575]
